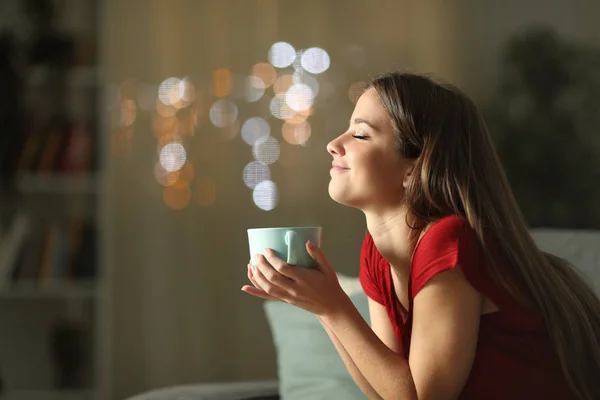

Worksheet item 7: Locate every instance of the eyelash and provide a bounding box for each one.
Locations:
[352,130,369,140]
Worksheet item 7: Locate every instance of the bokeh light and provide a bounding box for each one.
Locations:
[282,120,311,145]
[252,62,277,87]
[159,143,187,172]
[301,47,330,74]
[253,180,278,211]
[241,117,270,146]
[269,94,296,120]
[286,83,314,112]
[195,176,216,206]
[177,160,195,184]
[293,71,320,96]
[120,99,137,127]
[209,99,238,127]
[292,50,304,72]
[213,68,233,98]
[158,77,182,106]
[179,77,196,102]
[268,42,296,68]
[252,136,280,165]
[152,114,178,138]
[156,98,178,117]
[348,81,366,104]
[154,162,180,186]
[163,181,191,210]
[243,161,271,189]
[294,121,312,145]
[157,133,182,153]
[156,134,183,156]
[244,75,266,102]
[149,42,335,211]
[273,74,294,95]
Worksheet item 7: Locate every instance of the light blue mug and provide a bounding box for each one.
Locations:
[247,226,323,268]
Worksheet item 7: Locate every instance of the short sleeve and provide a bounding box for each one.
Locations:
[411,216,480,299]
[359,233,385,305]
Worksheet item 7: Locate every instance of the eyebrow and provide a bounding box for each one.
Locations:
[352,118,378,131]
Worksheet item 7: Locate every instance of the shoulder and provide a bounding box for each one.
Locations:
[411,216,481,297]
[424,215,472,238]
[415,215,478,258]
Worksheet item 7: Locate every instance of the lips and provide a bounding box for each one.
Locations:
[330,161,349,174]
[331,161,349,170]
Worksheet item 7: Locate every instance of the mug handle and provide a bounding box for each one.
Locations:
[285,231,298,265]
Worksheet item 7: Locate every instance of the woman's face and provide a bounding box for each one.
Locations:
[326,88,413,211]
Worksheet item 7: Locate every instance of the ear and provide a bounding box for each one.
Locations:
[402,160,416,189]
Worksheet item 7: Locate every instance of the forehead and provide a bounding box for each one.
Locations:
[351,88,393,130]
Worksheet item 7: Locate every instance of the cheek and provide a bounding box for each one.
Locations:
[363,156,405,189]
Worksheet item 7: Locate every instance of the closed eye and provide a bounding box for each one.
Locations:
[352,129,370,140]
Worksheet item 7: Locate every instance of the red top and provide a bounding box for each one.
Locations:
[359,215,574,399]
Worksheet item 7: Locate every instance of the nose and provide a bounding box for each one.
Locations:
[327,134,345,157]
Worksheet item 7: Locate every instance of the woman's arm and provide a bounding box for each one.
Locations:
[321,297,418,400]
[317,297,403,399]
[244,244,482,399]
[320,267,482,400]
[318,316,383,399]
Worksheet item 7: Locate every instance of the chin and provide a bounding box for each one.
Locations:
[328,181,357,207]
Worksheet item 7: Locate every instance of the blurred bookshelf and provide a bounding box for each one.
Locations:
[0,389,94,400]
[0,0,104,399]
[16,173,99,195]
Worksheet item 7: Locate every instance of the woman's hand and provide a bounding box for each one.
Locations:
[241,241,351,317]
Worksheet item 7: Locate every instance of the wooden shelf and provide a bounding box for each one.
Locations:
[16,174,99,195]
[0,389,95,400]
[26,66,100,89]
[0,280,97,300]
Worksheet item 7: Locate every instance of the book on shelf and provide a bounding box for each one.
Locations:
[16,115,98,176]
[0,214,97,290]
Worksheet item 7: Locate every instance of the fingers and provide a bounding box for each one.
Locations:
[256,253,296,284]
[305,241,334,276]
[262,249,298,279]
[241,285,279,301]
[252,255,295,298]
[247,262,261,289]
[244,263,282,301]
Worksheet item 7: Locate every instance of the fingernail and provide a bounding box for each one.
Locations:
[307,240,315,249]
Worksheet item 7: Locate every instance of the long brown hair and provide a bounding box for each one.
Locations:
[369,72,600,399]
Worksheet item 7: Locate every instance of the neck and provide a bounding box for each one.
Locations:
[364,206,422,275]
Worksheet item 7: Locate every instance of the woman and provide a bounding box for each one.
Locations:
[241,72,600,399]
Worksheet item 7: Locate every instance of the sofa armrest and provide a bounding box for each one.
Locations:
[126,379,279,400]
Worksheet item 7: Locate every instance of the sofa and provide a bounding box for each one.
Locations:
[129,229,600,400]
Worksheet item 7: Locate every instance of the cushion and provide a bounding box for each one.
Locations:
[125,380,279,400]
[263,274,369,400]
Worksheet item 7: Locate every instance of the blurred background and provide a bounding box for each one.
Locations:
[0,0,598,399]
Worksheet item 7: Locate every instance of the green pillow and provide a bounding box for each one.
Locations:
[263,291,370,400]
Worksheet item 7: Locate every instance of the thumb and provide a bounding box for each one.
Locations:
[306,241,335,275]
